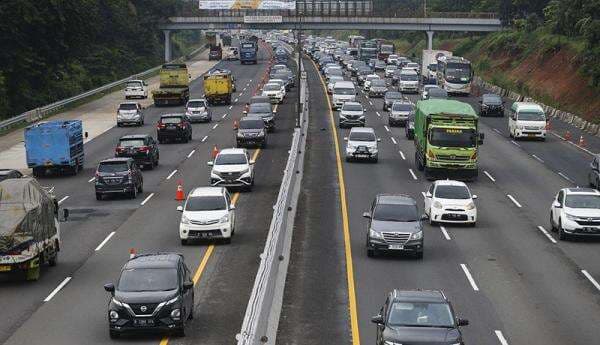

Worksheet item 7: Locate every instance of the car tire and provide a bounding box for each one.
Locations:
[130,187,138,199]
[367,248,376,258]
[415,251,424,259]
[174,326,186,337]
[181,239,188,245]
[138,183,143,193]
[47,251,58,267]
[223,237,232,244]
[558,220,569,241]
[109,330,120,339]
[96,192,103,201]
[550,213,557,232]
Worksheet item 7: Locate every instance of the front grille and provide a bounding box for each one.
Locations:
[382,232,410,244]
[575,220,600,226]
[129,303,159,315]
[344,115,361,120]
[437,154,470,161]
[190,219,219,226]
[441,214,468,221]
[218,172,242,180]
[525,126,542,130]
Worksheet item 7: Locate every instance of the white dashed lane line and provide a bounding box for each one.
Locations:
[228,105,233,110]
[222,114,228,119]
[376,112,381,117]
[140,193,155,206]
[507,194,522,208]
[460,264,480,291]
[495,330,509,345]
[510,140,521,147]
[187,150,196,158]
[88,177,95,183]
[408,169,417,180]
[212,124,219,130]
[492,128,502,134]
[57,196,69,205]
[95,231,116,251]
[582,270,600,292]
[536,226,557,244]
[484,170,496,182]
[390,137,397,145]
[440,226,451,240]
[201,136,208,142]
[558,172,574,183]
[384,125,390,132]
[234,98,239,102]
[399,151,406,160]
[44,277,72,302]
[239,92,244,97]
[166,169,178,180]
[532,154,544,163]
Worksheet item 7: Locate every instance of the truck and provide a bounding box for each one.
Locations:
[359,40,379,62]
[0,178,66,281]
[25,120,84,177]
[421,50,452,83]
[378,43,395,61]
[413,99,484,180]
[204,69,234,105]
[240,41,258,64]
[151,64,190,106]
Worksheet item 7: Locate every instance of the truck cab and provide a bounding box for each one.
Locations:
[508,102,547,140]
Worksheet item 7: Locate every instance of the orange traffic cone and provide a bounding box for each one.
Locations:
[565,130,572,141]
[211,145,219,159]
[233,120,239,130]
[129,248,136,259]
[175,181,185,201]
[579,135,586,147]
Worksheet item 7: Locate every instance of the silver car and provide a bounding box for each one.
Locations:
[117,102,144,127]
[185,99,212,123]
[389,101,414,127]
[339,102,365,128]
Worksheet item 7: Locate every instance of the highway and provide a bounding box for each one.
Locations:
[277,55,600,345]
[0,44,299,345]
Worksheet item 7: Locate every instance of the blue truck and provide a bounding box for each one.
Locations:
[25,120,84,177]
[240,41,258,64]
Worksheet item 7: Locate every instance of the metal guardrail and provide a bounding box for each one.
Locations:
[0,46,207,133]
[236,61,308,345]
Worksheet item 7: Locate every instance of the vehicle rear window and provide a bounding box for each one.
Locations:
[119,103,137,111]
[186,196,226,211]
[249,104,271,113]
[187,101,206,108]
[215,154,247,165]
[435,185,471,199]
[98,162,128,173]
[392,103,413,112]
[118,268,178,292]
[126,81,142,88]
[373,204,418,222]
[161,117,182,124]
[119,139,145,147]
[263,84,280,91]
[343,104,363,112]
[371,80,386,87]
[251,97,270,104]
[239,119,264,129]
[349,132,375,141]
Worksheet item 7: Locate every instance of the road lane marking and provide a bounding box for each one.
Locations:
[243,87,247,91]
[369,101,373,105]
[492,128,502,134]
[532,154,544,163]
[384,125,390,132]
[187,150,196,158]
[460,264,479,291]
[88,177,95,183]
[95,232,116,251]
[390,137,397,145]
[582,270,600,292]
[536,226,557,244]
[222,114,228,119]
[246,82,250,87]
[140,193,155,206]
[212,124,219,130]
[409,169,418,180]
[228,105,233,110]
[239,92,244,97]
[558,172,574,183]
[510,140,520,147]
[484,171,496,182]
[399,151,405,160]
[44,277,72,302]
[234,98,239,102]
[495,330,509,345]
[376,112,381,117]
[439,226,451,240]
[506,194,522,208]
[57,196,69,205]
[166,169,177,180]
[201,135,208,142]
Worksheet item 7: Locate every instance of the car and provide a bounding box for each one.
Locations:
[384,64,398,78]
[225,47,239,60]
[332,81,357,110]
[270,72,293,90]
[94,157,143,200]
[368,79,387,98]
[374,60,387,71]
[422,84,441,100]
[589,155,600,189]
[103,253,194,338]
[0,169,23,182]
[185,99,212,123]
[247,102,275,132]
[550,188,600,240]
[368,58,379,68]
[382,91,402,111]
[387,54,399,65]
[424,180,477,226]
[363,74,381,91]
[236,117,267,148]
[339,101,365,128]
[398,70,419,93]
[427,87,448,100]
[324,66,344,79]
[270,64,288,74]
[344,127,380,162]
[405,113,415,139]
[364,194,424,258]
[479,93,504,117]
[208,148,255,191]
[156,114,192,143]
[262,82,286,104]
[508,102,547,140]
[177,187,236,244]
[115,134,159,169]
[405,62,420,74]
[124,79,148,99]
[327,75,345,94]
[389,101,414,127]
[356,66,373,85]
[371,289,469,345]
[116,102,144,127]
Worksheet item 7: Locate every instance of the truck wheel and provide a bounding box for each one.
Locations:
[48,251,58,267]
[32,167,44,178]
[415,152,424,171]
[26,265,40,281]
[109,330,120,339]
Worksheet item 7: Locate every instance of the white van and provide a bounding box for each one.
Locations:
[332,81,357,110]
[508,102,547,140]
[398,70,419,93]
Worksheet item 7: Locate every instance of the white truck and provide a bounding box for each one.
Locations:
[421,50,452,83]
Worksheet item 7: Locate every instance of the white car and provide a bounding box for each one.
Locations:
[262,82,286,104]
[508,102,547,140]
[177,187,236,245]
[422,85,441,100]
[424,180,477,226]
[185,98,212,123]
[550,188,600,240]
[363,74,381,92]
[387,54,399,65]
[344,127,380,162]
[124,80,148,99]
[339,101,365,128]
[327,76,344,94]
[116,102,144,127]
[208,148,255,191]
[398,70,419,93]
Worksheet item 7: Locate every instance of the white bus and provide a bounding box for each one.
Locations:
[437,56,473,95]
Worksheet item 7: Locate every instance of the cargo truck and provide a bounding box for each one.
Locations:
[0,178,67,281]
[152,64,190,106]
[240,41,258,64]
[25,120,84,177]
[378,43,395,61]
[204,69,234,105]
[413,100,484,180]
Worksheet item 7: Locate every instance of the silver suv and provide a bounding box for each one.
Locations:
[339,102,365,128]
[389,101,414,127]
[117,102,144,127]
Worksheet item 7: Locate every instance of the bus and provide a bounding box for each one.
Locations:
[437,56,473,95]
[349,35,365,48]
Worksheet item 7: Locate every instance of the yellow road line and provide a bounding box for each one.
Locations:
[310,60,361,345]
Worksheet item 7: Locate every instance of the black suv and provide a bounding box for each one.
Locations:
[95,158,143,200]
[383,91,403,111]
[115,135,159,170]
[479,93,504,117]
[372,290,469,345]
[236,117,267,148]
[103,253,194,338]
[247,103,275,132]
[157,114,192,143]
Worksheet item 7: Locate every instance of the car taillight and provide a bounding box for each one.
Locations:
[138,146,150,152]
[157,123,165,129]
[115,146,124,153]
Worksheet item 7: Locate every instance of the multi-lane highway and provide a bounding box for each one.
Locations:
[277,54,600,345]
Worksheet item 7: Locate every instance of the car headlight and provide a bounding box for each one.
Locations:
[181,215,190,224]
[170,308,181,320]
[565,213,578,221]
[219,214,229,223]
[237,132,244,138]
[481,104,489,109]
[165,296,179,306]
[240,168,250,176]
[466,201,476,210]
[359,115,365,119]
[433,201,443,209]
[384,341,403,345]
[109,310,119,320]
[369,229,384,240]
[410,231,423,240]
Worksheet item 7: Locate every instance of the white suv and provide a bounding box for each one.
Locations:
[344,127,380,162]
[124,80,148,99]
[208,148,255,191]
[424,180,477,226]
[550,188,600,240]
[177,187,235,244]
[262,82,285,104]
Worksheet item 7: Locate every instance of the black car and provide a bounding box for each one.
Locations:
[103,253,194,338]
[156,114,192,143]
[372,290,469,345]
[247,103,275,132]
[479,93,504,116]
[383,91,403,111]
[115,135,159,170]
[405,113,415,140]
[95,158,143,200]
[0,169,23,182]
[236,117,267,148]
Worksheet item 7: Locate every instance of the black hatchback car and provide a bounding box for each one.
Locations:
[104,253,194,338]
[115,135,159,170]
[236,117,267,148]
[156,114,192,143]
[479,93,504,116]
[95,158,143,200]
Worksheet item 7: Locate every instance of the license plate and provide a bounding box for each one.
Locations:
[527,133,536,137]
[134,319,154,327]
[0,265,11,272]
[356,154,369,158]
[389,245,404,250]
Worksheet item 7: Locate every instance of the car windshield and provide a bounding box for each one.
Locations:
[482,95,502,104]
[401,74,418,81]
[98,162,128,173]
[518,111,545,121]
[119,103,137,111]
[334,87,355,95]
[126,81,142,88]
[349,132,375,142]
[328,69,343,76]
[215,154,247,165]
[386,66,398,70]
[249,104,271,113]
[118,268,178,292]
[388,302,454,328]
[407,63,418,68]
[565,194,600,209]
[343,104,363,112]
[429,127,476,148]
[264,84,280,91]
[119,139,145,147]
[371,80,386,87]
[329,76,344,83]
[435,185,471,199]
[239,119,264,129]
[161,117,182,124]
[392,104,413,112]
[187,101,206,108]
[428,89,448,99]
[373,204,418,222]
[386,92,402,100]
[186,195,226,211]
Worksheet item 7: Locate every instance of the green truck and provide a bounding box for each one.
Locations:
[413,99,484,180]
[152,64,190,106]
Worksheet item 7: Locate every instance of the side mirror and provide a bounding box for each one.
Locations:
[553,200,562,208]
[249,160,256,165]
[104,283,115,295]
[478,133,485,145]
[377,138,381,142]
[420,214,429,221]
[344,137,348,141]
[362,212,371,219]
[371,314,384,324]
[207,161,214,166]
[457,318,469,326]
[230,205,236,211]
[183,281,194,290]
[472,195,478,199]
[425,192,432,198]
[177,206,183,212]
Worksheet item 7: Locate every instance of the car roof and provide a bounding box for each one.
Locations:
[391,289,447,303]
[376,194,417,206]
[401,70,418,75]
[513,102,544,112]
[424,85,440,89]
[218,148,246,155]
[189,186,226,197]
[99,157,132,163]
[350,127,375,134]
[435,180,468,187]
[342,101,362,107]
[125,253,182,269]
[160,113,184,118]
[334,81,355,87]
[119,134,149,140]
[564,188,600,195]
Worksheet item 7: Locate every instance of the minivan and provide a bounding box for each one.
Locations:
[332,81,357,110]
[508,102,547,140]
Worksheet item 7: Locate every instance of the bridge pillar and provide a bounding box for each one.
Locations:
[163,30,172,62]
[426,31,435,50]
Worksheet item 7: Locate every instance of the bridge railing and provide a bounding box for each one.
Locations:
[200,9,498,19]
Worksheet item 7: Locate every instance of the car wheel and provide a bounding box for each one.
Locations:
[130,187,138,199]
[223,237,232,244]
[181,239,188,245]
[188,307,194,320]
[174,326,186,337]
[47,251,58,267]
[367,248,376,257]
[550,213,557,232]
[415,251,424,259]
[558,220,569,241]
[96,193,103,201]
[109,330,120,339]
[138,183,143,193]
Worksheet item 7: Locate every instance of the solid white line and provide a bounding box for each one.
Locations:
[484,170,496,182]
[234,98,239,102]
[495,330,509,345]
[582,270,600,292]
[531,154,544,163]
[440,226,451,240]
[166,169,177,180]
[187,150,196,158]
[558,172,574,183]
[510,140,521,147]
[408,169,417,180]
[212,124,219,130]
[399,151,406,160]
[507,194,522,208]
[460,264,479,291]
[222,114,228,119]
[492,128,502,134]
[88,177,95,183]
[536,226,557,244]
[57,196,69,205]
[384,125,390,132]
[228,105,233,110]
[44,277,72,302]
[391,137,397,145]
[140,193,155,206]
[95,232,116,251]
[376,112,381,117]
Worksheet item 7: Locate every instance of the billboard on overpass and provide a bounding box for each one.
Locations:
[199,0,296,10]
